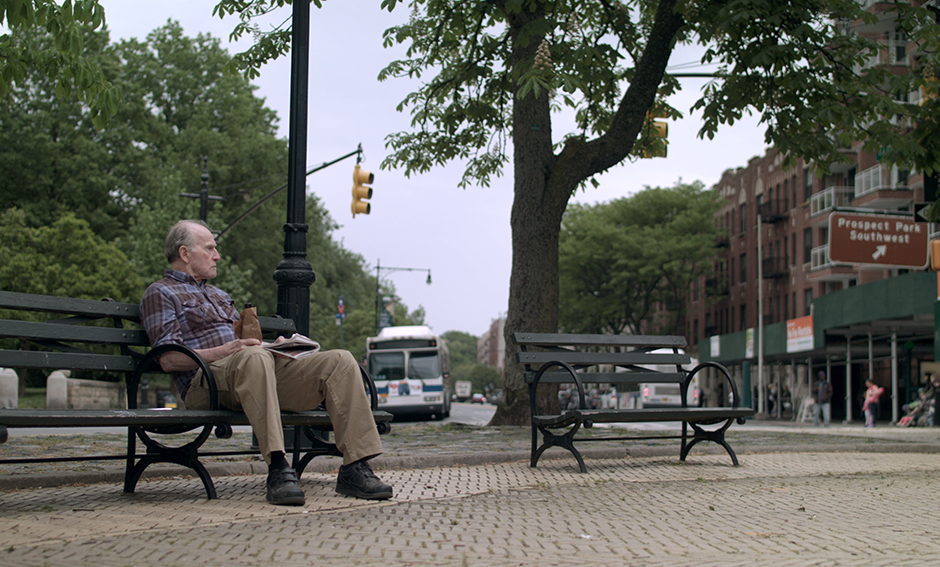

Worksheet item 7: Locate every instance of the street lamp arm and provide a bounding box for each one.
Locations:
[375,260,432,334]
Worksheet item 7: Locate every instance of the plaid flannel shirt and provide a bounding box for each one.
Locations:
[140,269,240,400]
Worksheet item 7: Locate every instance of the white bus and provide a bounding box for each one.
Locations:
[637,348,702,408]
[366,326,451,420]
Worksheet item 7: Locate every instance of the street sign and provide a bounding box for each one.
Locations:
[913,202,933,223]
[828,212,928,268]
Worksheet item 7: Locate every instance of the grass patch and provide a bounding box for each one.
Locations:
[18,387,46,409]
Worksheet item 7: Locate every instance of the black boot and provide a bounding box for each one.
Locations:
[336,459,393,500]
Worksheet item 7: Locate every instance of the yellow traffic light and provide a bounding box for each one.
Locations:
[639,110,668,159]
[931,239,940,270]
[351,164,373,217]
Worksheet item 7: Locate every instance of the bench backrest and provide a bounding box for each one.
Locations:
[513,332,691,387]
[0,290,296,380]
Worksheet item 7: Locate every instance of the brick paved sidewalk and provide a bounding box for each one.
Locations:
[2,450,940,566]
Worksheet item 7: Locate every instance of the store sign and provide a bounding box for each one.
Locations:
[786,316,814,353]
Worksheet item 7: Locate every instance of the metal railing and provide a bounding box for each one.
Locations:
[811,245,833,270]
[810,186,855,217]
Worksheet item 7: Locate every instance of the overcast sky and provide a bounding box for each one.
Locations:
[100,0,767,337]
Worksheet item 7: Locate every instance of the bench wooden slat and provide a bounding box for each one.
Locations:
[513,332,686,348]
[527,371,686,385]
[0,350,139,372]
[256,316,298,335]
[0,291,139,318]
[0,319,150,345]
[517,351,690,366]
[532,407,754,427]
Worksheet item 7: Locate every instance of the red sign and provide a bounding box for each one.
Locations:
[828,212,928,268]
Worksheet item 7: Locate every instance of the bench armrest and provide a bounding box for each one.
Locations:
[530,359,587,417]
[130,345,218,410]
[686,361,745,422]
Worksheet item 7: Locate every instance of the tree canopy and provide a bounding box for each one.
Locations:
[559,181,722,336]
[0,17,388,352]
[0,0,120,127]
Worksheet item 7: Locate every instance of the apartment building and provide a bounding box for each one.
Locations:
[686,1,940,423]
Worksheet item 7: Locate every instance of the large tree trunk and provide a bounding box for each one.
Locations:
[489,0,684,426]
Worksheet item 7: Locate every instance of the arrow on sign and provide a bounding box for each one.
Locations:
[872,245,887,260]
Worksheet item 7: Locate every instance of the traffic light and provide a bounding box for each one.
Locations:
[931,239,940,270]
[639,110,668,159]
[351,164,373,217]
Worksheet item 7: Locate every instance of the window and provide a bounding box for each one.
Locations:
[804,289,813,316]
[739,253,747,283]
[783,235,789,265]
[803,228,812,264]
[740,203,747,233]
[783,294,788,321]
[846,167,856,188]
[792,175,798,208]
[782,180,788,210]
[804,169,813,201]
[792,292,797,319]
[740,304,747,331]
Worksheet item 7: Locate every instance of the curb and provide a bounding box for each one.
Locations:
[3,441,939,492]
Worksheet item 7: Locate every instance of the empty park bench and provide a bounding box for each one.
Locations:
[514,332,755,472]
[0,290,392,499]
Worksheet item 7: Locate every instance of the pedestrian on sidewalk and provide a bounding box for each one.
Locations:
[812,370,832,427]
[140,220,393,506]
[863,379,885,428]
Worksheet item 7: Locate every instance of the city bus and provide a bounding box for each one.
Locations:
[366,325,451,420]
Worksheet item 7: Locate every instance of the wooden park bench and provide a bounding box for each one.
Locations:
[0,290,392,499]
[514,332,755,472]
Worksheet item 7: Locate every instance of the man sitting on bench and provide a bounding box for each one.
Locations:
[140,219,392,506]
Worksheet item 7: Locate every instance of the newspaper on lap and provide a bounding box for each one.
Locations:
[263,333,321,360]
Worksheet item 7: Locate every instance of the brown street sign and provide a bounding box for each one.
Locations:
[828,212,928,268]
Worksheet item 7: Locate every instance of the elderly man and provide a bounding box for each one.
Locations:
[140,220,392,505]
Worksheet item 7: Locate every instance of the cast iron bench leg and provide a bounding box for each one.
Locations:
[124,425,219,499]
[680,420,741,467]
[532,422,587,473]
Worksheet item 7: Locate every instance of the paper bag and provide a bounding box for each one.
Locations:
[233,305,263,341]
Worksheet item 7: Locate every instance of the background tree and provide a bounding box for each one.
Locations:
[441,330,504,397]
[559,181,721,336]
[0,0,119,127]
[1,19,393,353]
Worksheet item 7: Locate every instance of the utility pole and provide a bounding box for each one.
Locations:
[180,157,224,221]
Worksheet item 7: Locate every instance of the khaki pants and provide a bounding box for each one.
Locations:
[185,347,383,466]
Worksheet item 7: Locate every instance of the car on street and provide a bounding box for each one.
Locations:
[470,393,486,404]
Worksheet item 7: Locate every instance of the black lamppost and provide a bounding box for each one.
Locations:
[274,0,315,336]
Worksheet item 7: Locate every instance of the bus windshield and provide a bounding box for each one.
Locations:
[370,352,405,382]
[408,351,441,380]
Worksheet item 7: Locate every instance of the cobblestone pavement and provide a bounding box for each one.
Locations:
[2,421,940,566]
